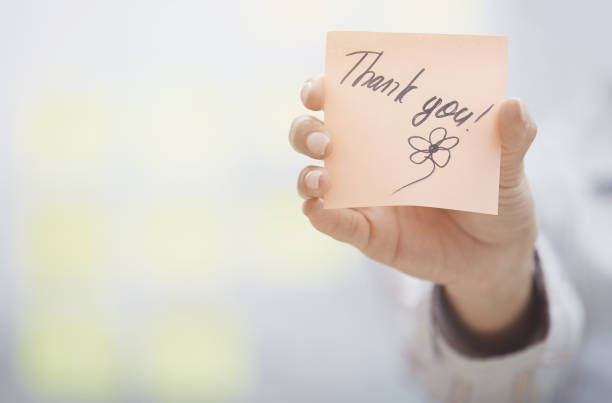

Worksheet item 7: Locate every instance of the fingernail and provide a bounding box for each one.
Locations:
[306,131,329,157]
[300,80,312,105]
[305,170,321,190]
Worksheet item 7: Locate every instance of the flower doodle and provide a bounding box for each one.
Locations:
[392,127,459,195]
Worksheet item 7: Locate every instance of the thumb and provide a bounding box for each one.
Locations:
[498,98,537,189]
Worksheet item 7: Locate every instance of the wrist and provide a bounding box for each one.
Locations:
[433,251,548,356]
[444,246,536,334]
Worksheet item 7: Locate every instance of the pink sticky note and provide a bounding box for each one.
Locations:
[324,32,508,215]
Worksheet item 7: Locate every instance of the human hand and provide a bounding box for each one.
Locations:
[290,75,539,336]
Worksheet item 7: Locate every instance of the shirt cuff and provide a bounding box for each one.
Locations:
[398,236,585,402]
[431,250,549,357]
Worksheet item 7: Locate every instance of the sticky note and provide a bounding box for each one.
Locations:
[324,32,508,214]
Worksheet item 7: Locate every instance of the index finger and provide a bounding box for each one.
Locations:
[300,74,325,111]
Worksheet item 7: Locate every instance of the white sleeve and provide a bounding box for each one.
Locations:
[394,237,585,403]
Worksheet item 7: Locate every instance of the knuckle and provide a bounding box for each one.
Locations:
[289,115,310,140]
[345,213,362,237]
[324,213,341,236]
[289,116,314,145]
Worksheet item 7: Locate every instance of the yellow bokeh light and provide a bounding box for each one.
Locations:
[237,0,350,45]
[143,313,251,401]
[119,84,232,174]
[22,203,106,278]
[18,316,118,400]
[17,88,110,181]
[235,190,358,283]
[382,0,485,34]
[238,0,485,46]
[126,201,225,276]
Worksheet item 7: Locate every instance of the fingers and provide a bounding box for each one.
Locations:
[289,75,331,159]
[497,98,537,189]
[300,74,324,111]
[288,115,332,159]
[302,198,370,250]
[297,166,331,198]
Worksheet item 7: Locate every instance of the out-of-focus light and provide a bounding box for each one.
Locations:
[235,191,357,283]
[134,201,225,275]
[18,316,118,400]
[125,85,229,168]
[237,0,349,45]
[17,89,109,182]
[23,203,106,278]
[382,0,485,34]
[142,313,252,401]
[237,0,485,46]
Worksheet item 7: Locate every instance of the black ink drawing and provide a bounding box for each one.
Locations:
[340,51,425,103]
[392,127,459,195]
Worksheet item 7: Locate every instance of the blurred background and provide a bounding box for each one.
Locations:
[1,1,611,402]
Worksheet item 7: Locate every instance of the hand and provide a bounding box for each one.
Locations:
[290,75,539,336]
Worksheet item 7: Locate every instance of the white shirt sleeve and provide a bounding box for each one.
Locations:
[394,237,585,403]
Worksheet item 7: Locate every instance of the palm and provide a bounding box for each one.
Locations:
[352,201,530,285]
